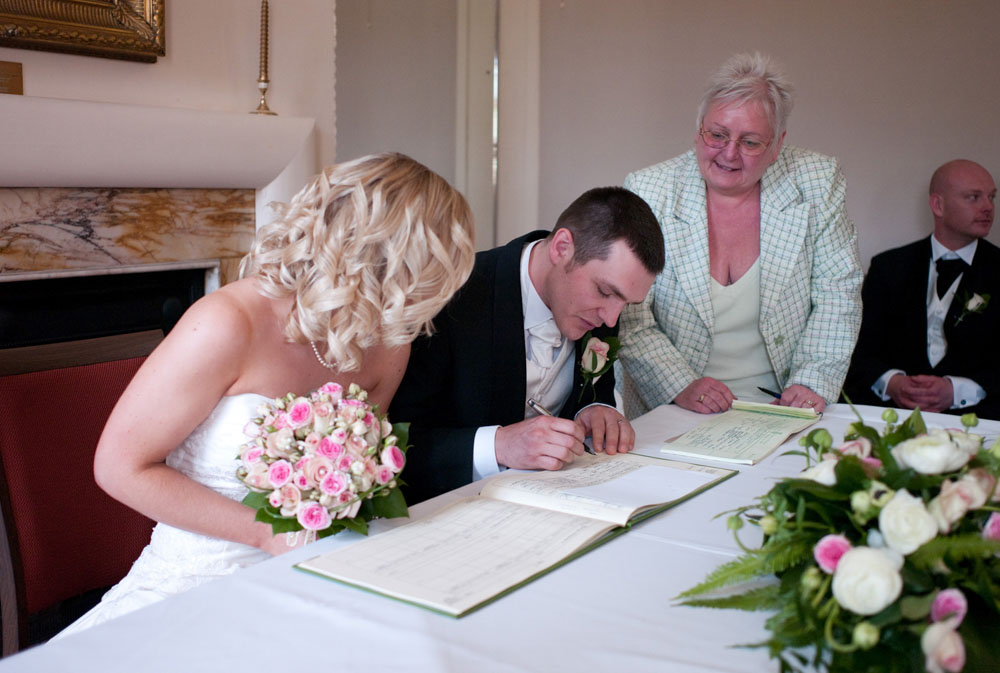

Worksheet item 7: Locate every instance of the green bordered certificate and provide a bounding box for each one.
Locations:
[661,400,820,465]
[296,452,734,616]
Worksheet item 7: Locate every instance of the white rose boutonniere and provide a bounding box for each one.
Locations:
[577,332,620,402]
[955,291,989,326]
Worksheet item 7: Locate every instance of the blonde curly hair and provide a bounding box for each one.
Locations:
[240,152,475,371]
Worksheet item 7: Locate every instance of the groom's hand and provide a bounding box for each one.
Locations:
[576,405,635,455]
[495,416,586,471]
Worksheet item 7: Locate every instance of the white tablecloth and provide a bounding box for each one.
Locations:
[5,404,995,672]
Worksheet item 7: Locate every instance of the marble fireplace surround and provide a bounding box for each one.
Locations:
[0,95,317,284]
[0,95,317,369]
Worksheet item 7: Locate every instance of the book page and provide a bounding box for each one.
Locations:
[297,497,614,616]
[479,453,732,526]
[662,405,818,464]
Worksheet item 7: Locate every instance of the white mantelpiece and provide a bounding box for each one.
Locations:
[0,95,317,226]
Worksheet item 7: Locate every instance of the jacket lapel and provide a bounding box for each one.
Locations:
[489,233,540,424]
[758,151,811,326]
[669,161,714,331]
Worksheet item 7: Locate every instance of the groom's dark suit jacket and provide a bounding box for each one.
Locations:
[390,231,618,504]
[844,236,1000,420]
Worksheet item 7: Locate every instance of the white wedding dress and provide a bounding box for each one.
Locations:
[58,394,272,637]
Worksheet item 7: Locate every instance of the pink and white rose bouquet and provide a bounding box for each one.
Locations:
[237,382,409,538]
[679,408,1000,673]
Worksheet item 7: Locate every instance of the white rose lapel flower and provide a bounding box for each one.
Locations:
[577,332,620,402]
[954,291,989,326]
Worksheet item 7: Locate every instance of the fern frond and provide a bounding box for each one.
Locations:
[678,584,785,611]
[677,539,811,598]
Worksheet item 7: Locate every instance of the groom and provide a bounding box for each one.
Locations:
[390,186,664,503]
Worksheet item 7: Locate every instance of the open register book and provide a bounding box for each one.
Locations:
[296,452,734,617]
[662,399,820,465]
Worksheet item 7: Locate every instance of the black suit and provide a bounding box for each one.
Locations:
[844,236,1000,420]
[390,231,618,504]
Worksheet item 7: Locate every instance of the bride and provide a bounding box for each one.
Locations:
[59,152,475,635]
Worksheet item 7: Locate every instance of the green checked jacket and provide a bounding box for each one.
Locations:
[618,146,863,418]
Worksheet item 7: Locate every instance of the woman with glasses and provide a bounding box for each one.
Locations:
[618,52,862,417]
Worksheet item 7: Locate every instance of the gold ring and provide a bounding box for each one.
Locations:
[698,394,705,402]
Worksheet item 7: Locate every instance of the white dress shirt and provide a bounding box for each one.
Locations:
[873,236,985,409]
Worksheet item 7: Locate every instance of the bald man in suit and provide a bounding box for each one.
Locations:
[845,159,999,419]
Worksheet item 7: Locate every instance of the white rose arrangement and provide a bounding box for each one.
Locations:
[678,408,1000,673]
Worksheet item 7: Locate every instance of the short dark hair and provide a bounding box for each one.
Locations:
[551,186,664,274]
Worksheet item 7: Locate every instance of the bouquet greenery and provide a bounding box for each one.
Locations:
[678,408,1000,673]
[237,382,409,539]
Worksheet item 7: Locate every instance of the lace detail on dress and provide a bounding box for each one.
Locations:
[57,394,274,638]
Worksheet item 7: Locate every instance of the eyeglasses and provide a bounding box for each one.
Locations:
[698,128,771,156]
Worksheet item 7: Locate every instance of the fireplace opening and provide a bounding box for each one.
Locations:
[0,266,213,377]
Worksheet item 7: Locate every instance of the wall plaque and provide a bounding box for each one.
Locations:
[0,61,23,95]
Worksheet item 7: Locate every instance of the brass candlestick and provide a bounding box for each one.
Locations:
[251,0,277,115]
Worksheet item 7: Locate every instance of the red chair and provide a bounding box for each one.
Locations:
[0,353,155,656]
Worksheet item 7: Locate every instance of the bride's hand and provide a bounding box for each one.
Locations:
[259,530,310,556]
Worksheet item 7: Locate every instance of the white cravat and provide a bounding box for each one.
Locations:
[526,318,563,368]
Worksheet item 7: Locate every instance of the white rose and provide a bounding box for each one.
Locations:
[946,429,983,457]
[831,547,903,615]
[799,456,838,486]
[878,489,938,554]
[892,430,972,474]
[966,293,985,312]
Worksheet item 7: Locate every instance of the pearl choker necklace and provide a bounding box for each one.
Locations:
[309,341,337,371]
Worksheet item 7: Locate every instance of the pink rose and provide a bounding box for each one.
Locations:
[318,382,344,400]
[983,512,1000,541]
[928,478,986,533]
[336,497,362,520]
[304,456,334,487]
[316,436,345,459]
[580,337,610,375]
[267,460,293,488]
[243,421,262,438]
[303,432,321,450]
[265,427,294,457]
[814,534,852,574]
[293,472,309,490]
[837,438,872,459]
[273,412,291,430]
[376,466,394,485]
[931,589,967,625]
[286,398,314,429]
[296,502,331,531]
[243,462,270,490]
[922,619,965,673]
[380,445,406,473]
[320,471,348,496]
[336,455,354,472]
[962,468,997,504]
[240,446,264,467]
[314,401,334,418]
[347,434,369,455]
[331,428,348,444]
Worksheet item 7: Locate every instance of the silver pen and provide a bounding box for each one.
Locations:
[527,397,595,454]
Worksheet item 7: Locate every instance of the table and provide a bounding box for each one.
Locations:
[5,404,996,672]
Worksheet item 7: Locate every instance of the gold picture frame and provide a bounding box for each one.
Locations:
[0,0,165,63]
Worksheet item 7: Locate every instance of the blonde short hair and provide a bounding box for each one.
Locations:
[696,52,794,142]
[241,152,475,371]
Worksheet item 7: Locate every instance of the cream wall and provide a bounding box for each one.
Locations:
[335,0,457,183]
[0,0,336,170]
[537,0,1000,266]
